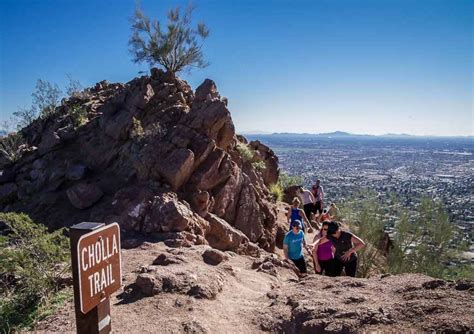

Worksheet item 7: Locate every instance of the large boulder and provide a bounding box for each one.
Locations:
[66,183,103,209]
[38,130,60,155]
[144,192,199,233]
[248,140,279,186]
[205,213,249,252]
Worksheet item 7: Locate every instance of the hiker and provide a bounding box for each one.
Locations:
[312,179,324,214]
[328,203,340,220]
[320,208,331,222]
[311,221,336,276]
[283,220,311,276]
[298,186,316,223]
[326,221,365,277]
[287,197,312,233]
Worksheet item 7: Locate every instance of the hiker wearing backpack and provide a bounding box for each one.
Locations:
[283,220,311,276]
[326,221,365,277]
[311,221,336,276]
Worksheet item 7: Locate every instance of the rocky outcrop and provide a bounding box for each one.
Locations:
[258,274,474,333]
[0,69,280,252]
[130,246,228,299]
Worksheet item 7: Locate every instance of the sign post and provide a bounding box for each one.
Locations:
[70,222,122,334]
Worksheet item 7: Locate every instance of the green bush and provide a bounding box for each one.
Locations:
[0,213,70,332]
[341,193,469,279]
[387,197,462,279]
[68,104,88,128]
[340,191,387,277]
[129,3,210,74]
[269,183,284,201]
[0,132,26,164]
[278,171,303,189]
[130,117,145,139]
[236,143,254,162]
[251,160,266,172]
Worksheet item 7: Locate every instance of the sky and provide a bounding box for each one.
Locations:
[0,0,472,136]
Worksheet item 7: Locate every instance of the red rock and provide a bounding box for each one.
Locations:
[66,183,103,209]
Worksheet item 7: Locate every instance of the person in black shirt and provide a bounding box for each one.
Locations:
[326,221,365,277]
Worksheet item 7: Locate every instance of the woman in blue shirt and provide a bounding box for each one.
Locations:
[283,220,311,275]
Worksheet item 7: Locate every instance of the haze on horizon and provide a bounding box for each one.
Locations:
[0,0,472,137]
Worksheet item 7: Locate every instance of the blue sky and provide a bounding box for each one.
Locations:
[0,0,472,136]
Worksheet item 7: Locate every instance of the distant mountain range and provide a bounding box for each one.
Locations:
[241,131,473,139]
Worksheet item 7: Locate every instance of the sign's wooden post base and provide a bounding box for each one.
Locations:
[71,223,113,334]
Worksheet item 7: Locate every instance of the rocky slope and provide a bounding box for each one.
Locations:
[0,69,281,253]
[31,240,473,333]
[3,71,473,333]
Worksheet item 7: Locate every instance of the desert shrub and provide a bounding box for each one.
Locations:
[31,79,62,119]
[68,104,88,128]
[65,74,84,98]
[12,107,37,130]
[341,193,467,279]
[0,132,26,164]
[0,212,70,332]
[145,122,166,138]
[236,143,254,162]
[13,79,62,129]
[130,117,145,139]
[251,160,266,172]
[278,171,303,189]
[129,3,209,74]
[340,192,387,277]
[269,183,284,202]
[387,197,462,279]
[444,263,474,280]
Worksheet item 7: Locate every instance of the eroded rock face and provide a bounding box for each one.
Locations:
[2,69,281,253]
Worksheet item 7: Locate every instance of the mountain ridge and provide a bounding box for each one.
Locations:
[240,131,474,139]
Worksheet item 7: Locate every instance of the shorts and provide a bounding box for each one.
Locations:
[290,256,307,274]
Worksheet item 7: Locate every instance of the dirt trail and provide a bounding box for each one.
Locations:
[32,242,297,334]
[30,236,474,333]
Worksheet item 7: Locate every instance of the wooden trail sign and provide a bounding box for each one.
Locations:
[70,222,122,334]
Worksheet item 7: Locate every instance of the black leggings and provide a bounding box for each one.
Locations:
[333,258,357,277]
[290,256,307,274]
[317,259,336,277]
[303,203,314,221]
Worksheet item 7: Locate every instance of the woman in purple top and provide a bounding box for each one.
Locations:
[311,221,336,276]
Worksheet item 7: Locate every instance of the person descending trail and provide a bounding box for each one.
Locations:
[286,197,312,233]
[328,203,340,220]
[320,208,331,222]
[283,220,311,276]
[298,186,316,223]
[311,221,336,276]
[312,179,324,214]
[326,221,366,277]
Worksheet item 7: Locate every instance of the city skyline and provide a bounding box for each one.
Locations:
[1,0,472,136]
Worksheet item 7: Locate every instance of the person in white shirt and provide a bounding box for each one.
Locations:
[312,179,324,214]
[298,186,316,226]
